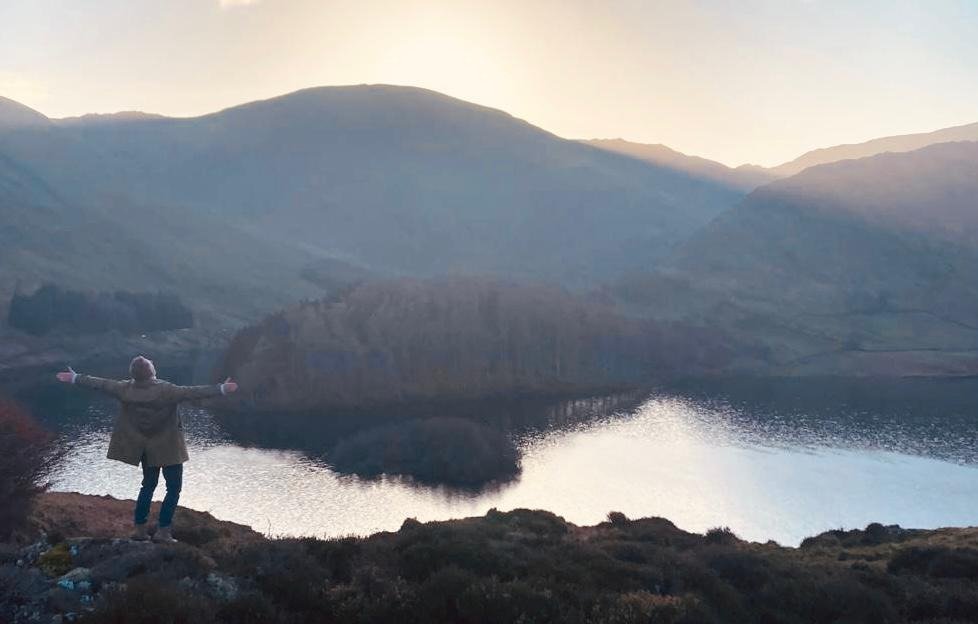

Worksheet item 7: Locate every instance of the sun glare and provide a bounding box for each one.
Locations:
[370,15,515,111]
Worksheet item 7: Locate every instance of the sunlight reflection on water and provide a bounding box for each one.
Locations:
[49,392,978,546]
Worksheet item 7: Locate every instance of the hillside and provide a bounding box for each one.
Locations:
[770,121,978,176]
[584,138,777,191]
[5,492,978,624]
[0,85,744,328]
[614,142,978,375]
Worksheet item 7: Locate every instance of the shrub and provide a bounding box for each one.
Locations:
[88,577,218,624]
[707,552,773,593]
[227,540,330,614]
[37,542,73,576]
[329,417,520,486]
[0,400,64,540]
[456,577,565,623]
[889,546,978,579]
[594,591,694,624]
[216,592,285,624]
[704,527,739,546]
[607,511,630,527]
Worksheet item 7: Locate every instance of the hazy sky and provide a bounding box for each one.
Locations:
[2,0,977,166]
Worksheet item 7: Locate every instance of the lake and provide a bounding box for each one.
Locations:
[34,377,978,546]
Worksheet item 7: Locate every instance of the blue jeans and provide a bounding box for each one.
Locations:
[134,457,183,528]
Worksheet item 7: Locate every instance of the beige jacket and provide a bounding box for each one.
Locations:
[76,375,223,467]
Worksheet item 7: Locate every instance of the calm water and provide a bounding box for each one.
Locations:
[38,378,978,546]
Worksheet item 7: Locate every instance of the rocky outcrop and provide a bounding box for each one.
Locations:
[2,493,260,623]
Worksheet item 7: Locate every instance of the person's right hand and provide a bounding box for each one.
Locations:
[221,377,239,394]
[56,366,77,384]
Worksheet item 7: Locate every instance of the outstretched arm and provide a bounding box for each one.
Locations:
[56,366,128,397]
[168,377,238,402]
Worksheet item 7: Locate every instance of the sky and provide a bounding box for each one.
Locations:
[1,0,977,167]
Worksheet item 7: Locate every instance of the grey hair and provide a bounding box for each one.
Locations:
[130,356,156,381]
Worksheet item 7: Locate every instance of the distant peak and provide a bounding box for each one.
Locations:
[55,111,169,126]
[210,83,513,117]
[0,95,50,128]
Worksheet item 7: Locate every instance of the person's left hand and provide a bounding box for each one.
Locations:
[56,366,77,383]
[221,377,239,394]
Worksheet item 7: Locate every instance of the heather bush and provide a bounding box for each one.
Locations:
[88,577,217,624]
[704,526,739,546]
[889,546,978,579]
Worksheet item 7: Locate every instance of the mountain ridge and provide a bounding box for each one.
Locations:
[0,85,744,326]
[582,138,778,191]
[770,121,978,176]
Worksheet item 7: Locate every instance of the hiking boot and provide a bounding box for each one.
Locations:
[152,527,178,544]
[130,524,150,541]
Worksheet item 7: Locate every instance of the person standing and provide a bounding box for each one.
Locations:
[56,355,238,543]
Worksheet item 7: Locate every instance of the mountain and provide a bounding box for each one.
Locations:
[0,85,745,326]
[770,121,978,177]
[614,141,978,375]
[583,138,777,191]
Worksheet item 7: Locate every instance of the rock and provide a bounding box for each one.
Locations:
[0,564,48,600]
[42,586,82,612]
[206,572,239,601]
[58,567,91,584]
[0,543,20,565]
[20,541,46,566]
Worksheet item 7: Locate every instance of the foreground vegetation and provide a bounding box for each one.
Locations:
[3,493,978,624]
[0,401,63,540]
